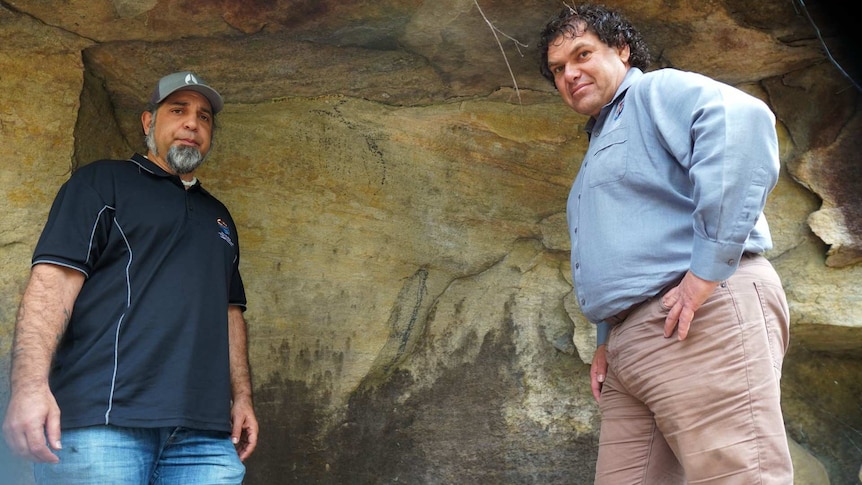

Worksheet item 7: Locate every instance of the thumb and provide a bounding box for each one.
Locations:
[46,406,62,450]
[230,417,242,445]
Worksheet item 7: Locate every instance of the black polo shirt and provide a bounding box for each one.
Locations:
[33,153,246,432]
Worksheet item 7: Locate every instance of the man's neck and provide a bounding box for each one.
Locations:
[144,152,197,187]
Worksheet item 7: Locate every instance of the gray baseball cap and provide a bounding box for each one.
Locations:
[150,71,224,114]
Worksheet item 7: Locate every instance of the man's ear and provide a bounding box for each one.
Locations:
[618,43,631,64]
[141,111,152,135]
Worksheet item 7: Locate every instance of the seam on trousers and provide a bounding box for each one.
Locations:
[728,277,765,485]
[642,420,660,485]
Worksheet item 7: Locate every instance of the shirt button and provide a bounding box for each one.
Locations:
[727,259,736,265]
[575,262,579,269]
[580,298,586,305]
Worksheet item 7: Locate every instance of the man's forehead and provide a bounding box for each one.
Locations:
[161,90,213,112]
[547,31,597,58]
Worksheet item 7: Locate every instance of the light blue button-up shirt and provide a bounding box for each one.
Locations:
[567,68,779,346]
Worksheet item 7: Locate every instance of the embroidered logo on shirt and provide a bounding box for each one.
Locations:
[612,99,625,121]
[217,218,235,247]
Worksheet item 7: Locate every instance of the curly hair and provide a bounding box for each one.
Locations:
[538,4,651,85]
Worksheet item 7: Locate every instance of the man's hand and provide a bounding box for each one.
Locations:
[590,344,608,402]
[2,383,62,463]
[230,397,258,462]
[662,271,719,340]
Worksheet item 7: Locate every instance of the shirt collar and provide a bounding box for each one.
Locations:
[130,153,170,177]
[585,67,643,134]
[128,153,205,192]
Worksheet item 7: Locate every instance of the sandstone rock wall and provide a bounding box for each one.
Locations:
[0,1,859,483]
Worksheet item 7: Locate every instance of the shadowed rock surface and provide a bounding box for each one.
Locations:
[0,1,859,483]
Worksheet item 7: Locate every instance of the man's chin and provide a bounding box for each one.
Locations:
[570,100,597,117]
[167,145,206,174]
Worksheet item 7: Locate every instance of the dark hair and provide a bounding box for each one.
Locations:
[538,4,651,84]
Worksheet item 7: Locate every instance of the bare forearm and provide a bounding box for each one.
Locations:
[226,305,257,460]
[9,264,84,392]
[227,306,253,403]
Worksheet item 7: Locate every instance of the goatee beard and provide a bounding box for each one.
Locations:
[166,145,206,175]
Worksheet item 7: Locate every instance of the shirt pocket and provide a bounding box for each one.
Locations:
[587,128,628,187]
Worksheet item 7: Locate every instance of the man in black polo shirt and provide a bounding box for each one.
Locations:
[3,71,258,484]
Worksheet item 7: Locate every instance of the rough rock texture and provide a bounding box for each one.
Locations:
[0,1,859,484]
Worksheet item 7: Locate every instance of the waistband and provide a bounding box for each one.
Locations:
[605,282,675,326]
[603,251,761,326]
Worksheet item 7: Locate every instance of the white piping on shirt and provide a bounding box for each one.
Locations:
[103,217,132,424]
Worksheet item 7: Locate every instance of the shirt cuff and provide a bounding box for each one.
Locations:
[690,235,745,282]
[596,321,610,347]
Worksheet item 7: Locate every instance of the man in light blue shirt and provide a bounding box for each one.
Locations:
[540,4,793,484]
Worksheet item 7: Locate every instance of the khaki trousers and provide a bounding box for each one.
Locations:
[595,254,793,484]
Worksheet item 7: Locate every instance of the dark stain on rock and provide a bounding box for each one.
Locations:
[385,268,428,372]
[322,301,598,485]
[243,339,336,484]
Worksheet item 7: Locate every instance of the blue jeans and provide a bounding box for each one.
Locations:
[33,426,245,485]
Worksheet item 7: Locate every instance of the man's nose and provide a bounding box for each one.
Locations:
[182,113,199,131]
[564,64,580,82]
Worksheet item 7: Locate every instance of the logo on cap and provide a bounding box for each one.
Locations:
[151,71,224,114]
